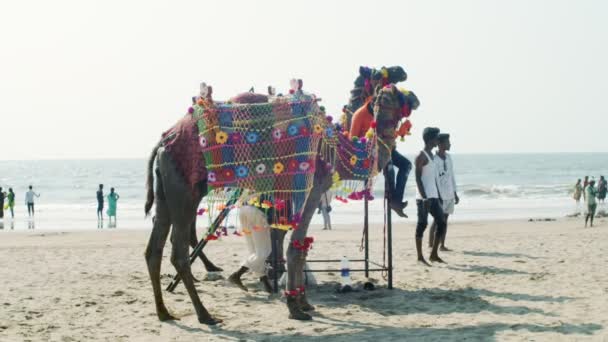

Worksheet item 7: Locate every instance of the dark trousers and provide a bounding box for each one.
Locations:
[385,149,412,203]
[27,203,35,216]
[416,199,446,239]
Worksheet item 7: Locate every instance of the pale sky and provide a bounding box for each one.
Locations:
[1,0,606,160]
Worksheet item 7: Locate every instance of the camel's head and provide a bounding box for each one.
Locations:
[373,84,420,171]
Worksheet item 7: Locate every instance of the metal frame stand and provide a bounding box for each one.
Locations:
[272,165,394,292]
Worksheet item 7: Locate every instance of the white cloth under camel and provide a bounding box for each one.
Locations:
[238,206,272,276]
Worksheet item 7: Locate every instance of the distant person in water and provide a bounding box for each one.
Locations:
[573,179,583,205]
[583,176,589,202]
[25,185,40,217]
[7,188,15,218]
[107,188,120,224]
[597,176,607,203]
[585,179,598,227]
[415,127,446,266]
[0,187,5,219]
[97,184,104,220]
[429,134,459,251]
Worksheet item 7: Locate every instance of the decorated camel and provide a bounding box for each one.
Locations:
[143,66,419,324]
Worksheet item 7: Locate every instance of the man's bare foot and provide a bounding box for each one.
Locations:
[228,273,248,292]
[440,246,451,252]
[417,257,431,267]
[389,201,408,218]
[429,255,446,263]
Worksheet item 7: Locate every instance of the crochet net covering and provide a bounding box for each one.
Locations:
[192,91,377,229]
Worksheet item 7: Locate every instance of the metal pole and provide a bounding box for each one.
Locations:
[166,188,242,292]
[364,181,370,278]
[385,166,393,290]
[272,229,279,293]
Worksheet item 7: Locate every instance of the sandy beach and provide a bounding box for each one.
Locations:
[1,218,607,341]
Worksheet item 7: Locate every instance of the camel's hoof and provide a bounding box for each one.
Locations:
[158,310,179,322]
[289,311,312,321]
[297,295,315,312]
[206,265,223,272]
[287,297,312,320]
[199,315,223,325]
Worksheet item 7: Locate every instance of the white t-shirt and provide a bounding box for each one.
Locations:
[434,153,457,200]
[25,190,38,204]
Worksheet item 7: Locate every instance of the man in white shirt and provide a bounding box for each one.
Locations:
[429,134,459,251]
[25,185,40,217]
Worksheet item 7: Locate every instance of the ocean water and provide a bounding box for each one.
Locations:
[0,153,606,231]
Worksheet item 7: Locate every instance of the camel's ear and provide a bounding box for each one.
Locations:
[359,66,372,78]
[387,66,407,83]
[268,86,276,96]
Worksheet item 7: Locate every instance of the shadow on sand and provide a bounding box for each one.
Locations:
[462,250,543,260]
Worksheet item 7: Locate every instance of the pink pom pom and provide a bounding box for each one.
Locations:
[188,107,194,114]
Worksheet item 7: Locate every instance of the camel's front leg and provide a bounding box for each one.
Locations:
[286,160,333,320]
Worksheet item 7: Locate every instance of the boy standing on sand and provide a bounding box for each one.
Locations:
[585,179,598,227]
[414,127,446,266]
[25,185,40,217]
[97,184,104,220]
[429,133,459,251]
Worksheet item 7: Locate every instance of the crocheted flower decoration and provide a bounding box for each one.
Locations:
[300,126,310,136]
[199,136,207,148]
[222,168,235,182]
[350,155,358,166]
[363,159,371,169]
[207,172,217,182]
[236,166,249,178]
[230,132,243,144]
[246,132,259,144]
[287,124,299,137]
[272,128,283,140]
[216,131,228,144]
[313,124,323,134]
[255,163,266,174]
[287,159,299,171]
[299,161,311,171]
[273,162,284,174]
[274,199,286,210]
[325,127,334,138]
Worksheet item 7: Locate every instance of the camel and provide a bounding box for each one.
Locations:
[143,67,417,324]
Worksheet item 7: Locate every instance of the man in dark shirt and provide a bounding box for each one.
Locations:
[0,187,5,219]
[97,184,104,220]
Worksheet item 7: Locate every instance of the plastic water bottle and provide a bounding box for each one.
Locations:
[340,256,352,290]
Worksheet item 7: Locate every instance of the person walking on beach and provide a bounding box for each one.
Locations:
[414,127,446,266]
[598,176,607,203]
[7,188,15,219]
[106,188,119,224]
[585,179,598,227]
[429,133,459,251]
[318,191,333,230]
[96,184,104,220]
[25,185,40,218]
[228,199,273,293]
[0,187,6,219]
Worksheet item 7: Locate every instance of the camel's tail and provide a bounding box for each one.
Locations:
[144,142,161,217]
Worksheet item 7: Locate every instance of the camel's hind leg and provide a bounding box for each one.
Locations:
[159,153,221,325]
[144,169,175,321]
